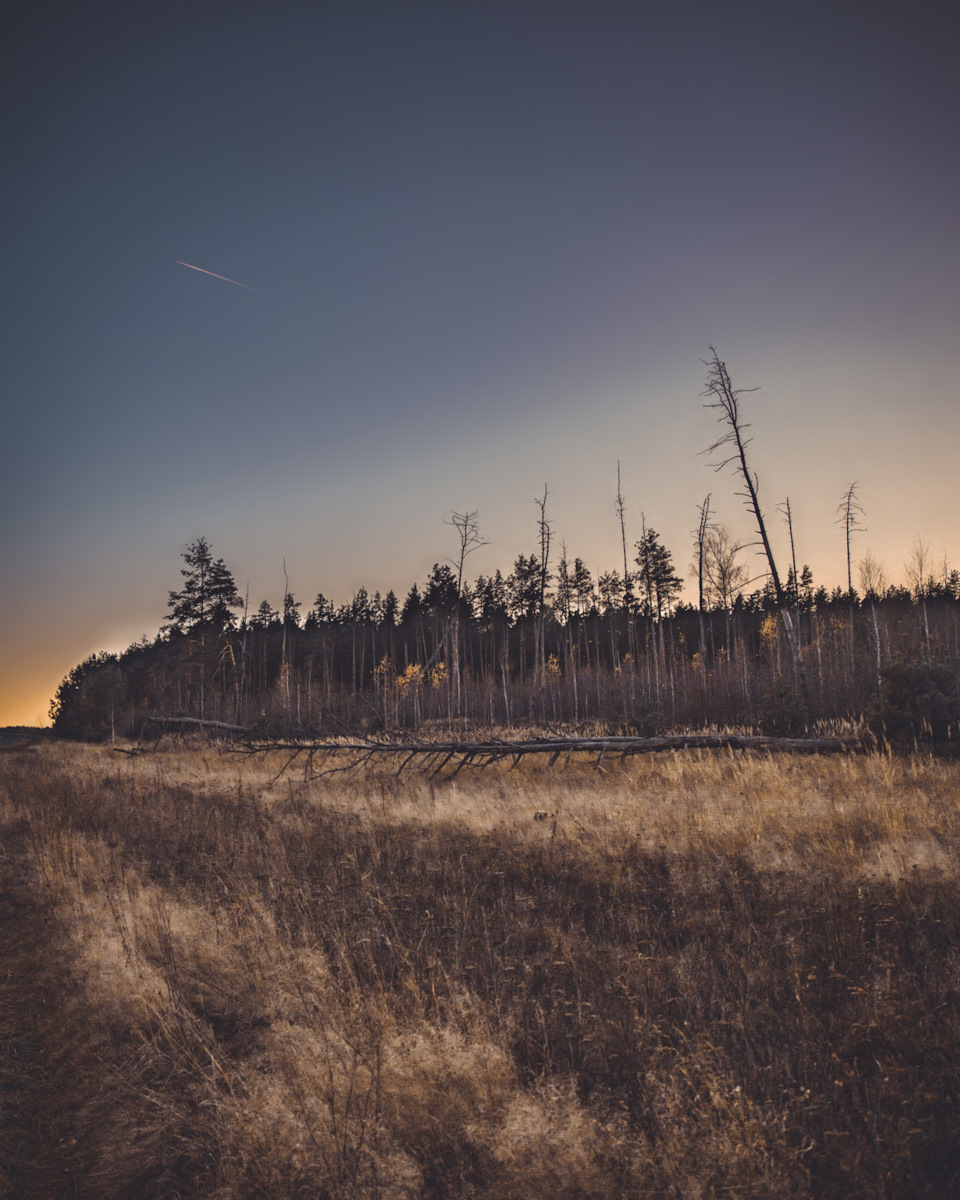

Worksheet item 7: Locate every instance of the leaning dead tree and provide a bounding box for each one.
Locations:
[235,732,861,779]
[702,348,802,668]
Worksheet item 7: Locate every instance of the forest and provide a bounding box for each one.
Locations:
[49,353,960,748]
[49,524,960,747]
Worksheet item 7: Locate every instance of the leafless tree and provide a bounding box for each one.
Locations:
[858,550,887,598]
[534,485,552,612]
[905,535,932,599]
[703,525,750,611]
[444,509,488,716]
[616,461,638,671]
[702,348,800,666]
[534,485,552,685]
[905,535,932,652]
[692,494,712,659]
[858,550,887,689]
[615,462,634,610]
[777,497,800,609]
[444,509,488,598]
[836,483,866,596]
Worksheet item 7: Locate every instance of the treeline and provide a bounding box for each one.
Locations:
[51,535,960,745]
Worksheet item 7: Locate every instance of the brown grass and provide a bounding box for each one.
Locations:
[2,742,960,1198]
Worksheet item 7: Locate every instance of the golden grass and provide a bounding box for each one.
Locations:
[2,742,960,1197]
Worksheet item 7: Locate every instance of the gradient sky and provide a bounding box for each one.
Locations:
[3,0,958,725]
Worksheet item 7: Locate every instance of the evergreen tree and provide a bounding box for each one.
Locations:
[400,583,423,624]
[554,550,573,621]
[252,600,280,629]
[423,564,458,613]
[597,570,624,615]
[573,558,594,616]
[350,587,372,624]
[507,554,541,620]
[166,538,242,632]
[282,592,302,629]
[635,529,683,619]
[382,590,400,627]
[474,571,509,623]
[307,593,336,626]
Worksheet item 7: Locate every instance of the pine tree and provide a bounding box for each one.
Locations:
[635,529,683,620]
[423,564,458,613]
[507,554,541,620]
[400,583,424,624]
[166,538,242,632]
[573,558,594,616]
[554,550,574,621]
[382,590,400,627]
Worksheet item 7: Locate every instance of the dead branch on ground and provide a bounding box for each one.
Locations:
[233,732,862,779]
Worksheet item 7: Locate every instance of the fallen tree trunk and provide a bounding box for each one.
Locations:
[144,716,253,734]
[236,732,862,778]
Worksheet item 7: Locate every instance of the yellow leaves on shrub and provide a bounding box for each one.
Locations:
[397,664,424,692]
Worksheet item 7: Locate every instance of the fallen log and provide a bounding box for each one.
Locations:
[235,732,862,778]
[144,716,252,734]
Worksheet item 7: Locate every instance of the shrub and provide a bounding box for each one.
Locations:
[871,657,960,747]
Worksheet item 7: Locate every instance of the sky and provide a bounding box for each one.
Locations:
[3,0,958,725]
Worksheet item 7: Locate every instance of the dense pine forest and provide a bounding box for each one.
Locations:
[49,527,960,747]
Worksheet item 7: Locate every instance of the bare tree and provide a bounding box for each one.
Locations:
[905,535,931,599]
[616,461,638,672]
[905,535,932,653]
[692,493,712,659]
[534,485,552,687]
[444,509,488,716]
[835,483,866,672]
[534,485,552,612]
[858,550,887,689]
[702,348,801,667]
[703,525,749,612]
[444,509,488,598]
[777,497,800,609]
[858,550,887,599]
[615,462,634,611]
[836,483,866,597]
[703,524,749,659]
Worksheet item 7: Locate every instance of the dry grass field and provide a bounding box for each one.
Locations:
[2,741,960,1198]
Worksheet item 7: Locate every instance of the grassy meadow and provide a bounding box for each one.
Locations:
[2,740,960,1198]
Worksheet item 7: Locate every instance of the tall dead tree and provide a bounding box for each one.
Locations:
[858,550,887,692]
[836,483,866,597]
[616,461,638,671]
[444,509,488,715]
[906,535,932,654]
[836,483,866,674]
[702,348,802,671]
[778,496,804,641]
[534,485,552,692]
[693,493,712,661]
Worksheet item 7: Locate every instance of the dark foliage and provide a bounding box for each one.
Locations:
[872,657,960,748]
[49,537,960,745]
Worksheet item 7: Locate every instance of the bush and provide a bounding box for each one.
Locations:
[758,684,808,736]
[871,657,960,748]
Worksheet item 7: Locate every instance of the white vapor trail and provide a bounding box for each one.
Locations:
[176,260,257,291]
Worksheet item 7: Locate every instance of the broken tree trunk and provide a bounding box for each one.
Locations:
[234,732,862,778]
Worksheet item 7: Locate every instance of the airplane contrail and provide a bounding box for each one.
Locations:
[176,260,257,291]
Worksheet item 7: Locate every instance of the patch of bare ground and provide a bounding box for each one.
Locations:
[2,741,960,1197]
